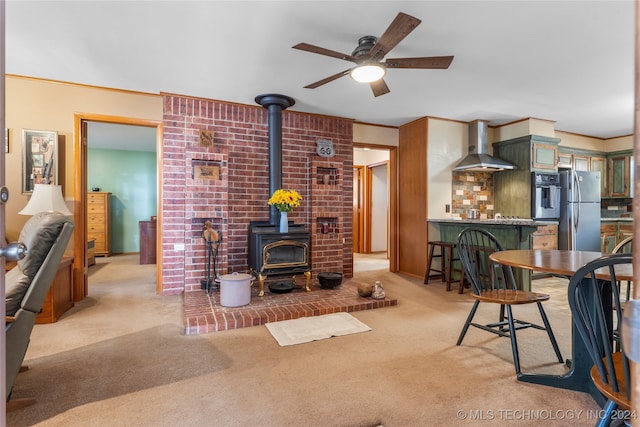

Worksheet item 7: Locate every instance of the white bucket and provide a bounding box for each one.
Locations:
[219,272,253,307]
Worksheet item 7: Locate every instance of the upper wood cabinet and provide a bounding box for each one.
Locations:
[557,150,590,172]
[608,154,630,197]
[531,143,558,170]
[557,152,572,169]
[493,135,561,217]
[572,154,590,171]
[558,148,632,199]
[493,135,561,172]
[590,156,607,197]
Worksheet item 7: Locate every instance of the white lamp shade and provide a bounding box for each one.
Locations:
[19,184,72,216]
[350,64,386,83]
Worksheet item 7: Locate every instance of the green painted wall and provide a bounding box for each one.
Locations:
[88,148,157,254]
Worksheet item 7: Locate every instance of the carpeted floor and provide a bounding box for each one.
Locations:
[7,253,601,426]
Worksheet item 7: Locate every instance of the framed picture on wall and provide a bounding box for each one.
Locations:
[22,129,58,194]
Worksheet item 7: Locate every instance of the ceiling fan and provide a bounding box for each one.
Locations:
[292,12,454,97]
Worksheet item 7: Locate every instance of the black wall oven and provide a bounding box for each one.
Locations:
[531,172,561,219]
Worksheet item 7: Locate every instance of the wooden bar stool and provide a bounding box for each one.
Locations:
[425,241,455,290]
[425,241,467,292]
[457,265,468,294]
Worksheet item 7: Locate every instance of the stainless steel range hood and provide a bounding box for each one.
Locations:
[453,120,516,172]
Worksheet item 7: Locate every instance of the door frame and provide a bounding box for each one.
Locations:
[352,165,365,253]
[365,160,389,255]
[72,113,163,299]
[353,143,397,272]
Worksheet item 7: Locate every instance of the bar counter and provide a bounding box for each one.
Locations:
[428,218,559,291]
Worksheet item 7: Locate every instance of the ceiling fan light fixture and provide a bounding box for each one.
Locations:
[350,64,386,83]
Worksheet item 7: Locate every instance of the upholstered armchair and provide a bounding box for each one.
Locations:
[5,212,74,409]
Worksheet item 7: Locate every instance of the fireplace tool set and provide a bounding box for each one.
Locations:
[201,220,222,294]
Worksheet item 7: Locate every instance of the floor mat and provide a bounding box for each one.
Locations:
[265,312,371,346]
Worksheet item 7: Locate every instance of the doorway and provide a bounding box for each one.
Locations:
[72,113,162,300]
[353,145,395,272]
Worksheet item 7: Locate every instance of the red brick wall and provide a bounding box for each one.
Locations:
[161,95,353,294]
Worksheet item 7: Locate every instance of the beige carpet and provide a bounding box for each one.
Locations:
[7,254,600,426]
[265,312,371,346]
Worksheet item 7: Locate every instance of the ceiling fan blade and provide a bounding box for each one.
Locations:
[304,69,351,89]
[292,43,356,62]
[370,79,390,97]
[366,12,421,61]
[384,56,454,69]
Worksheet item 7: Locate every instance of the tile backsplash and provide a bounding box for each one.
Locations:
[451,171,495,219]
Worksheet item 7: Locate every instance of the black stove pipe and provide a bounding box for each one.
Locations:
[255,93,296,226]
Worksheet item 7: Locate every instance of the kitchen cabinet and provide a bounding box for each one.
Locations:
[608,155,630,197]
[531,142,558,170]
[590,156,607,197]
[619,223,633,241]
[572,154,590,171]
[531,225,557,250]
[531,224,557,277]
[601,224,618,253]
[429,218,539,290]
[87,192,111,256]
[557,150,590,171]
[607,153,634,198]
[556,148,631,199]
[600,221,633,253]
[493,135,561,217]
[557,152,572,169]
[493,135,560,172]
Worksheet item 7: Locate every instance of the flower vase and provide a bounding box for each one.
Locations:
[279,211,288,233]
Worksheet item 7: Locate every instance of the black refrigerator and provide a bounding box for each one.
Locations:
[558,170,601,251]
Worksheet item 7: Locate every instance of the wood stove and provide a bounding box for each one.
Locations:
[251,93,312,296]
[248,221,311,296]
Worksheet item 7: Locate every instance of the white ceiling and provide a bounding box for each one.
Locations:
[6,1,635,150]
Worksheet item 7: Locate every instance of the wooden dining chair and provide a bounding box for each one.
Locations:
[455,227,563,375]
[567,253,632,427]
[611,236,633,352]
[612,236,633,301]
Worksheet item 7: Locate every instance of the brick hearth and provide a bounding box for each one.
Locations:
[183,279,397,335]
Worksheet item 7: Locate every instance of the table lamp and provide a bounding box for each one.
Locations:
[19,184,72,216]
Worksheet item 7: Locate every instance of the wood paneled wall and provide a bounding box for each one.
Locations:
[398,118,428,278]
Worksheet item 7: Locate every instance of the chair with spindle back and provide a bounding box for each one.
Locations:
[567,253,632,427]
[612,236,633,300]
[455,227,563,375]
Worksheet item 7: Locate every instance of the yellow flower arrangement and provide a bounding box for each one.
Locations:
[268,189,302,213]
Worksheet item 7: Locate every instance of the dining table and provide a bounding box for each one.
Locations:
[489,249,633,405]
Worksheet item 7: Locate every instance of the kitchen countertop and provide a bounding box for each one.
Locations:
[601,218,633,222]
[428,218,558,226]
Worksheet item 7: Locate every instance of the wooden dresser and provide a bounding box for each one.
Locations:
[87,191,111,257]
